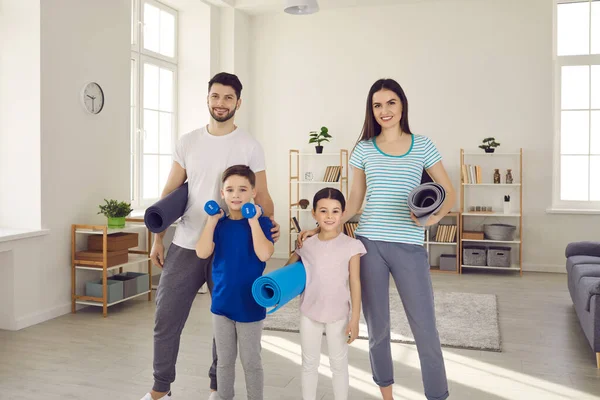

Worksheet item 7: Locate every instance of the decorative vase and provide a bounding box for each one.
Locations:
[299,199,310,209]
[485,148,495,153]
[506,169,513,184]
[108,217,126,228]
[503,201,510,214]
[315,145,323,154]
[493,169,501,184]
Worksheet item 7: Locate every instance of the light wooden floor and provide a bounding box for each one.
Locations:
[1,261,600,400]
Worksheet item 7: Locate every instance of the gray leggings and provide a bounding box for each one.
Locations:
[213,314,264,400]
[357,236,449,400]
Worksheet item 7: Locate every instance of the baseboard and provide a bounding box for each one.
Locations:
[522,263,565,273]
[13,302,72,331]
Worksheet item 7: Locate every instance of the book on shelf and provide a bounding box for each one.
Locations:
[461,164,482,184]
[433,224,456,243]
[290,217,301,232]
[323,166,341,182]
[344,222,358,238]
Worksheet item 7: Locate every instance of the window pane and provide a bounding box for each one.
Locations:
[561,155,589,201]
[592,65,600,109]
[160,10,175,58]
[592,111,600,154]
[143,3,160,53]
[131,154,134,202]
[143,110,159,154]
[557,1,590,56]
[591,156,600,200]
[561,111,590,154]
[143,63,159,110]
[562,65,590,110]
[143,155,159,199]
[159,68,173,112]
[159,112,172,154]
[592,1,600,54]
[159,155,171,192]
[131,58,136,107]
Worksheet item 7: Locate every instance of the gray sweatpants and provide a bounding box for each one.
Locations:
[213,314,264,400]
[357,236,449,400]
[152,243,217,393]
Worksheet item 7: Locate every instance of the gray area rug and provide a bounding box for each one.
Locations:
[263,291,501,352]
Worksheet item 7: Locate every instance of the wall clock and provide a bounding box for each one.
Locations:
[81,82,104,114]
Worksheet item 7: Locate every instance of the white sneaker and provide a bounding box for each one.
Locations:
[207,391,220,400]
[140,392,172,400]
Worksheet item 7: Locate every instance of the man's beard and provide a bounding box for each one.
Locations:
[209,107,236,123]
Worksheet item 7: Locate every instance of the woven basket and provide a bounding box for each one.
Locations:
[483,224,516,241]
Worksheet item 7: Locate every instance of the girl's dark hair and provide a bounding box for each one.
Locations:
[312,187,346,212]
[222,164,255,187]
[356,78,412,144]
[208,72,243,99]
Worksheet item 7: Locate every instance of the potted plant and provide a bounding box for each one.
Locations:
[309,126,332,154]
[98,199,133,228]
[478,137,500,153]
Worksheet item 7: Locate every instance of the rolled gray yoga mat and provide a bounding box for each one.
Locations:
[144,182,189,233]
[408,182,446,226]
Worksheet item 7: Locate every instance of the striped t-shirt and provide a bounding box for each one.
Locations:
[349,134,442,245]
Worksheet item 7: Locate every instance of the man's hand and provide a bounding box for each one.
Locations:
[296,227,319,249]
[270,216,280,243]
[150,239,165,267]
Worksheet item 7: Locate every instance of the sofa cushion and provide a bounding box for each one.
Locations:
[572,264,600,286]
[575,276,600,312]
[567,255,600,276]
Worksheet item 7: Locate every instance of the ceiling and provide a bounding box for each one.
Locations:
[207,0,427,15]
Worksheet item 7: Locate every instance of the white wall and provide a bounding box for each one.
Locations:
[249,0,598,270]
[0,0,42,229]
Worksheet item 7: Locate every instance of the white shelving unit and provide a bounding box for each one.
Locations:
[459,148,523,275]
[288,149,348,256]
[423,211,461,274]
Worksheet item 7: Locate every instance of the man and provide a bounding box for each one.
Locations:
[140,72,280,400]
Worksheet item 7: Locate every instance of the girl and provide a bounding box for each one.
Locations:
[299,78,455,400]
[286,187,366,400]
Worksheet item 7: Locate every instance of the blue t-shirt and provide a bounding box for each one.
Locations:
[210,215,274,322]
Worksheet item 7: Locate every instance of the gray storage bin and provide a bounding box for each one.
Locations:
[487,246,511,267]
[439,254,457,271]
[110,274,137,298]
[114,272,149,295]
[85,279,123,303]
[483,224,516,241]
[463,246,487,266]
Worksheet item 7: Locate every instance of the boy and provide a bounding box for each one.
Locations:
[196,164,274,400]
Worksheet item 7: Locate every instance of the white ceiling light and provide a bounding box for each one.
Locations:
[284,0,319,15]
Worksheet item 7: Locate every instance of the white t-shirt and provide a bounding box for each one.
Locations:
[171,126,266,250]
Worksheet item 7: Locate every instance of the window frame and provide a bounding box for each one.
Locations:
[551,0,600,212]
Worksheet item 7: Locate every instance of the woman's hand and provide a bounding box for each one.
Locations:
[296,227,320,248]
[410,212,441,227]
[346,318,359,344]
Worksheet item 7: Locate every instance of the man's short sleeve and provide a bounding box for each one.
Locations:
[249,142,266,173]
[349,141,365,171]
[173,135,186,169]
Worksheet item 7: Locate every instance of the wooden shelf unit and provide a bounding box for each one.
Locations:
[71,217,152,317]
[288,149,348,256]
[459,148,523,275]
[424,211,461,274]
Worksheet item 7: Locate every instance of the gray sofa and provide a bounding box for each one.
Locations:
[565,241,600,368]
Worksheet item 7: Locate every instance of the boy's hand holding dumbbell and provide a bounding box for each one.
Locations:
[204,200,224,223]
[242,203,262,221]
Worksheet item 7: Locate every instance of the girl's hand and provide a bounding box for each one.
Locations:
[346,318,359,344]
[410,212,441,227]
[296,227,319,249]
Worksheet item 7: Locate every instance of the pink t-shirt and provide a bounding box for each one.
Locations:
[295,233,367,323]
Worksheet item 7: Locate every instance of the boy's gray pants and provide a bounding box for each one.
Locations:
[152,244,217,393]
[357,236,450,400]
[213,314,264,400]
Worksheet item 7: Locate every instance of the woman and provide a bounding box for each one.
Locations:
[298,78,454,400]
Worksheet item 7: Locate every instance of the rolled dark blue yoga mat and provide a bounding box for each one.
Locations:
[408,182,446,226]
[252,261,306,314]
[144,182,189,233]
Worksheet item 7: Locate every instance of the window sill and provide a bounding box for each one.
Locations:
[545,207,600,215]
[0,228,50,244]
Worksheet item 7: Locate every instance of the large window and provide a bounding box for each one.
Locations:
[131,0,178,208]
[554,0,600,210]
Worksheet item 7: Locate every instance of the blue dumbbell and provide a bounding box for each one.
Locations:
[242,203,263,219]
[204,200,222,216]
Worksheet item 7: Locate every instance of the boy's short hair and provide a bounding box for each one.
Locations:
[222,165,256,187]
[208,72,243,99]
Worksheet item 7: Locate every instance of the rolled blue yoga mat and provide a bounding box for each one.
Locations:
[408,182,446,226]
[144,182,189,233]
[252,261,306,314]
